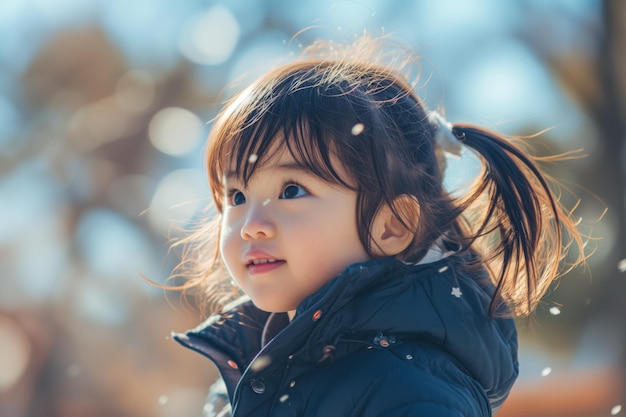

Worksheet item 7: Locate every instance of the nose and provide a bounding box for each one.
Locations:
[241,205,276,240]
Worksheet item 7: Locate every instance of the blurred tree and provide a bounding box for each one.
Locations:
[9,24,218,417]
[518,0,625,405]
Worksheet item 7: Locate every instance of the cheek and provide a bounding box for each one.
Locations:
[219,219,238,264]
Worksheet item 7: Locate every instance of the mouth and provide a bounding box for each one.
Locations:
[245,257,285,274]
[247,258,281,266]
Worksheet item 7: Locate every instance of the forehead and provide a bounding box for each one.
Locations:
[221,131,289,176]
[223,145,296,181]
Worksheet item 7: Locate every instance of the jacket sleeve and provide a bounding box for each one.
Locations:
[357,381,487,417]
[308,349,492,417]
[373,403,468,417]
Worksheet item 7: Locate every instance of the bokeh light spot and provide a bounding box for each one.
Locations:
[148,169,209,236]
[148,107,204,156]
[75,208,155,282]
[179,5,240,65]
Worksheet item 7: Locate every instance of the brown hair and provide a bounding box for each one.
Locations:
[170,36,586,317]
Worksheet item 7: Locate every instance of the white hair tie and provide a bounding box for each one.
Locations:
[428,111,463,157]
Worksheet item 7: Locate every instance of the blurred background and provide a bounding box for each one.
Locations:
[0,0,624,416]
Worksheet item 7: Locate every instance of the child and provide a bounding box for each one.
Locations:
[171,36,586,417]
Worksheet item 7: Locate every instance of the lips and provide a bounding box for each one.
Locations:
[245,251,285,274]
[247,259,285,274]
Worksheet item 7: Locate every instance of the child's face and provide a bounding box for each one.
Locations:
[219,148,369,314]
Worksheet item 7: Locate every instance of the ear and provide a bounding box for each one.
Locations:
[370,195,419,257]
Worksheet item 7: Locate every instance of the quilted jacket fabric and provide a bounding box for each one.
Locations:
[173,255,518,417]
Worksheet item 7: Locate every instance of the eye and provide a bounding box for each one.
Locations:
[229,190,246,206]
[280,183,308,199]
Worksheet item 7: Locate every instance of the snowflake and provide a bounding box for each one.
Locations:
[351,123,365,136]
[549,307,561,316]
[451,287,462,298]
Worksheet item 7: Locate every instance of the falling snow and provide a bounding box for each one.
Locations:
[263,198,271,206]
[351,123,365,136]
[611,405,622,415]
[549,307,561,316]
[158,395,169,406]
[618,259,626,273]
[541,367,552,377]
[248,154,258,163]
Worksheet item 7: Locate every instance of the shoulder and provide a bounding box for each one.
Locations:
[305,345,489,417]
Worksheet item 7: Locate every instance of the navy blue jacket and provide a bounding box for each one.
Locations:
[174,255,518,416]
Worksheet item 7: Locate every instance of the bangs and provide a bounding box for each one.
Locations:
[207,71,360,212]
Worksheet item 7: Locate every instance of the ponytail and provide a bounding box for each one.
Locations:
[450,124,586,316]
